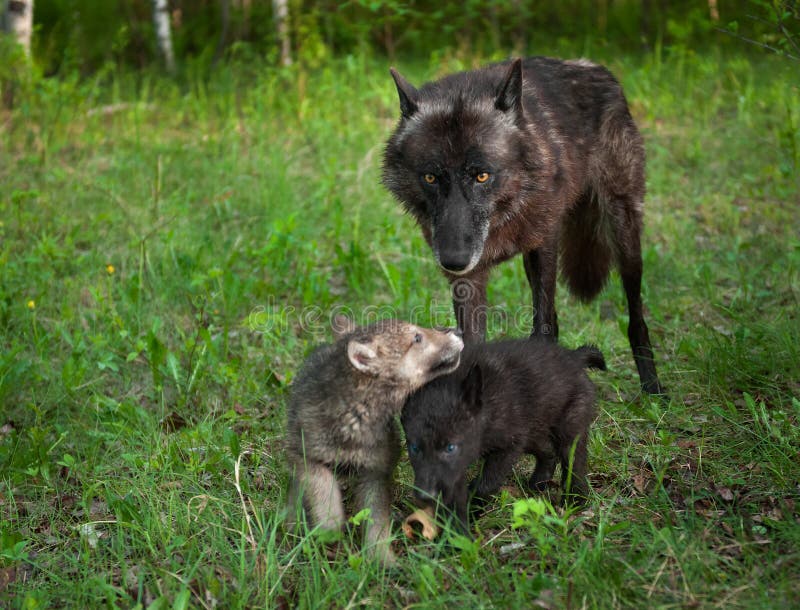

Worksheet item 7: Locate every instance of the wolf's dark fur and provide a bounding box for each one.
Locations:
[383,57,663,394]
[401,339,605,533]
[285,318,463,562]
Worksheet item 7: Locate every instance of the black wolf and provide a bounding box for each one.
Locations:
[401,339,605,534]
[383,57,663,395]
[285,317,463,563]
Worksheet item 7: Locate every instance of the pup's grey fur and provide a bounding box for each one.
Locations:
[285,317,463,562]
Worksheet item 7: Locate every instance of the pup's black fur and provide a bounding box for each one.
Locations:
[383,57,663,395]
[401,339,605,533]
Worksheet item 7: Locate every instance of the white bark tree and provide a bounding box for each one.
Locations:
[2,0,34,56]
[272,0,291,67]
[152,0,175,73]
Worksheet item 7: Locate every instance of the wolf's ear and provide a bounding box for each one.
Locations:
[347,339,379,375]
[390,67,419,119]
[461,363,483,413]
[495,58,524,117]
[332,313,356,340]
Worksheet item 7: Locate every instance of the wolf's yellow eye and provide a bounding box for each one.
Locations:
[423,174,437,184]
[476,172,490,183]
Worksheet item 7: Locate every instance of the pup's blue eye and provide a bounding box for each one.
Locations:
[409,443,420,455]
[445,443,456,454]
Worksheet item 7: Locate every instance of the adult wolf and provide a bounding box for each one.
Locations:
[383,57,663,394]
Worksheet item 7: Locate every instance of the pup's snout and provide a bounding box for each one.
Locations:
[413,486,439,506]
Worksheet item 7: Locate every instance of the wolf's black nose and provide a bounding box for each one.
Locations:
[439,251,472,273]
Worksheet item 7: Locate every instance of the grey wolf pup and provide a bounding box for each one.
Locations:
[383,57,663,395]
[401,339,605,534]
[285,317,463,562]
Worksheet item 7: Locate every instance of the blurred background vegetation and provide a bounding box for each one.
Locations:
[1,0,798,80]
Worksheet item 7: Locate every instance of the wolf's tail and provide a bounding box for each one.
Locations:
[574,345,607,371]
[559,193,613,303]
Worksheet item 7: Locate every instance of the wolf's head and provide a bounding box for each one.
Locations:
[336,317,464,391]
[401,363,484,508]
[383,59,536,275]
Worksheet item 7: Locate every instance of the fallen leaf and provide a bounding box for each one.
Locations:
[721,522,734,536]
[57,494,78,511]
[632,472,650,494]
[160,411,188,432]
[716,486,734,502]
[89,499,110,519]
[0,566,17,592]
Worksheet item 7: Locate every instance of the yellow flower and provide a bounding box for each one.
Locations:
[27,300,35,309]
[106,264,115,275]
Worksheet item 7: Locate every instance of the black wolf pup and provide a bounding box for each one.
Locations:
[401,339,605,534]
[285,317,463,563]
[383,57,663,395]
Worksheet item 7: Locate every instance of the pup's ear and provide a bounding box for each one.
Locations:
[331,313,356,339]
[347,339,379,375]
[494,58,524,118]
[390,67,419,119]
[461,363,483,413]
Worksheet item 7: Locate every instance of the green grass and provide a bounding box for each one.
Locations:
[1,41,799,608]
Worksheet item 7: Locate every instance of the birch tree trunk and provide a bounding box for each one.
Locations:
[708,0,719,22]
[272,0,291,67]
[152,0,175,73]
[2,0,34,56]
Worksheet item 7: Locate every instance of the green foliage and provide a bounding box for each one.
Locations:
[0,33,799,608]
[511,497,570,569]
[20,0,800,76]
[723,0,800,60]
[0,35,35,109]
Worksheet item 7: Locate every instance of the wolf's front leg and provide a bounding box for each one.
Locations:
[354,472,397,564]
[471,447,524,499]
[452,479,472,535]
[289,460,346,532]
[449,271,489,342]
[524,238,559,340]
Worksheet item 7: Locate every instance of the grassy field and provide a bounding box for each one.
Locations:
[1,39,799,608]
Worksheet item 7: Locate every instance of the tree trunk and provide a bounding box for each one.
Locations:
[708,0,719,22]
[272,0,291,67]
[238,0,251,40]
[2,0,34,56]
[213,0,230,64]
[152,0,175,73]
